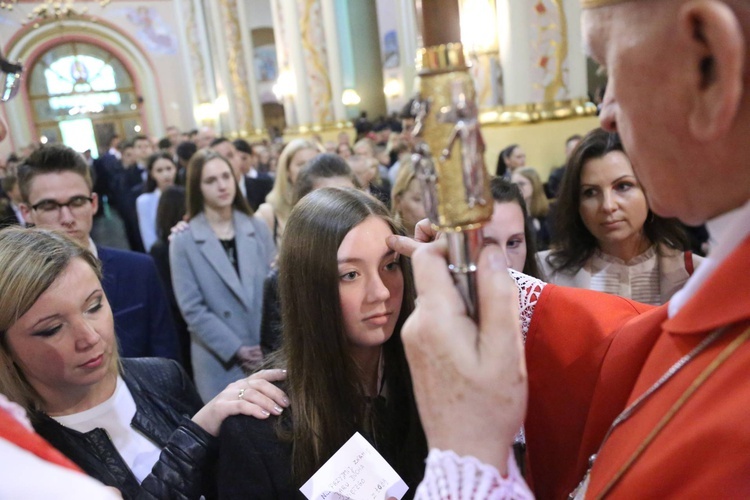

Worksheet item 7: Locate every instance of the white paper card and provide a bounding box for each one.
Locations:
[300,432,408,500]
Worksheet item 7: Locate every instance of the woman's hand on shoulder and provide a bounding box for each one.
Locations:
[168,219,190,242]
[191,369,290,436]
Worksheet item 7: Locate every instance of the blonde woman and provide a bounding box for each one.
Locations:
[390,159,426,237]
[0,228,288,498]
[255,138,322,245]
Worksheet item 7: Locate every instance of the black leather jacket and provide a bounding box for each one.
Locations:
[32,358,217,499]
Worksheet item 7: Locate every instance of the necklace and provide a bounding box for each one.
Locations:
[569,325,743,499]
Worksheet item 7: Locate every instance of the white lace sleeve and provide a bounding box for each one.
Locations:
[509,270,546,343]
[414,448,535,499]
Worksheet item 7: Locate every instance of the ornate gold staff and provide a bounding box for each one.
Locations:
[411,0,493,321]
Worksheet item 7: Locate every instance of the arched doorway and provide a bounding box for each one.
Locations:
[28,42,141,157]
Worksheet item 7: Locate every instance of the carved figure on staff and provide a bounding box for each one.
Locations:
[438,81,488,209]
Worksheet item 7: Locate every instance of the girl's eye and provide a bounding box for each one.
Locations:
[340,271,358,281]
[507,238,523,249]
[384,261,399,271]
[615,182,634,192]
[32,324,63,338]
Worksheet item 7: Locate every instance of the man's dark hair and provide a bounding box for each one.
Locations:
[157,137,172,150]
[133,134,150,144]
[233,138,252,155]
[209,137,230,148]
[176,141,197,163]
[17,144,91,202]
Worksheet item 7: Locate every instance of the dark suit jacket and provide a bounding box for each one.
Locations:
[244,175,274,212]
[98,245,179,360]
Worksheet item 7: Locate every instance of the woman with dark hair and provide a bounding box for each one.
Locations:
[219,188,427,498]
[0,228,289,499]
[171,150,276,400]
[486,177,543,279]
[539,128,701,304]
[149,186,192,377]
[136,152,177,252]
[495,143,526,178]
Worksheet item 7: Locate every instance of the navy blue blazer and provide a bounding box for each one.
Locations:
[98,245,179,360]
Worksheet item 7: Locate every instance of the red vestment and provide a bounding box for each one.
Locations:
[525,236,750,499]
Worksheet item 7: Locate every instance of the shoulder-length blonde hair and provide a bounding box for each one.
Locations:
[390,155,417,223]
[186,149,251,219]
[0,228,120,414]
[264,139,323,221]
[516,167,549,218]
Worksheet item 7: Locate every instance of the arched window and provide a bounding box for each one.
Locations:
[29,42,141,156]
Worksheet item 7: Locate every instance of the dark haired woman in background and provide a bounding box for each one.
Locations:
[149,186,192,377]
[539,128,701,304]
[136,152,177,252]
[495,143,526,179]
[171,150,275,400]
[486,177,543,279]
[219,188,426,498]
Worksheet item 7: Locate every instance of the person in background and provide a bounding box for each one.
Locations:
[256,138,321,246]
[0,174,25,228]
[174,140,197,186]
[348,154,390,207]
[18,145,179,360]
[546,133,583,198]
[539,128,701,305]
[260,154,359,356]
[511,167,551,251]
[218,188,427,498]
[495,143,526,179]
[171,150,275,401]
[149,185,192,377]
[135,152,177,252]
[234,138,274,212]
[336,142,353,159]
[390,158,425,238]
[485,177,542,279]
[0,228,289,499]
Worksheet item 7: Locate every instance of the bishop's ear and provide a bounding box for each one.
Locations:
[680,0,745,141]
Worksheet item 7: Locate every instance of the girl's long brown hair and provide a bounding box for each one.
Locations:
[273,188,426,487]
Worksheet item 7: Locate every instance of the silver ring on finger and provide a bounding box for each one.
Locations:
[238,388,246,400]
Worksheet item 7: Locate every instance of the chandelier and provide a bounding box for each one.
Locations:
[0,0,111,25]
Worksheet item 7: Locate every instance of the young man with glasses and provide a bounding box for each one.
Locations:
[18,144,179,362]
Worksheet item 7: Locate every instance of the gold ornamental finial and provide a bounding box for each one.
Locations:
[581,0,633,8]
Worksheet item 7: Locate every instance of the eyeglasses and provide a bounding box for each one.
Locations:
[1,57,23,103]
[31,196,94,214]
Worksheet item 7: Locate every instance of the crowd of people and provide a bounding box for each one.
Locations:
[2,0,750,497]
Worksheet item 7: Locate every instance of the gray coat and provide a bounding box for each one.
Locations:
[170,211,275,401]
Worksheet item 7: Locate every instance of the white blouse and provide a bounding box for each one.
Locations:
[587,246,661,305]
[53,377,161,484]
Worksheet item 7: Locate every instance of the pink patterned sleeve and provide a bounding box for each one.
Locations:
[414,448,534,499]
